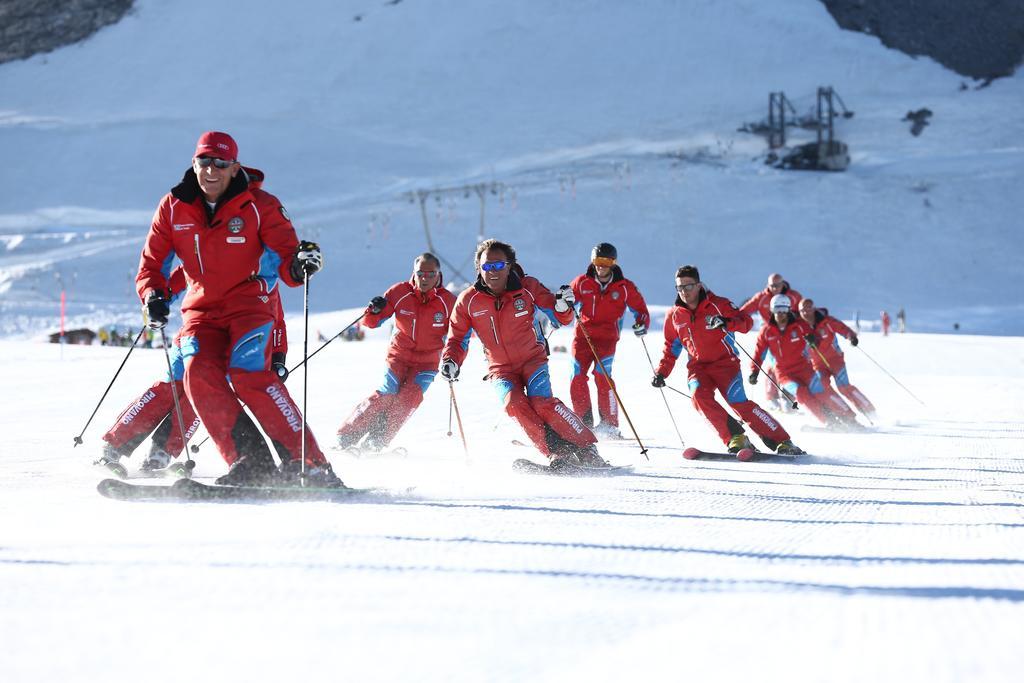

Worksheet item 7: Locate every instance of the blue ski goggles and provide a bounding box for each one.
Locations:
[481,261,509,272]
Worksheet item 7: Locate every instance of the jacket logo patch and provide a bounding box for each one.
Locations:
[472,310,487,317]
[226,236,246,244]
[433,312,444,324]
[228,217,244,233]
[513,298,525,311]
[611,291,620,300]
[173,223,194,231]
[399,309,413,316]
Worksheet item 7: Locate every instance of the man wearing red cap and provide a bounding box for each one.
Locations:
[136,131,340,486]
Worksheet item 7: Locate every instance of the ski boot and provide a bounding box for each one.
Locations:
[575,444,609,468]
[592,423,623,440]
[775,440,806,456]
[277,460,346,488]
[727,434,756,461]
[215,451,278,487]
[548,451,582,471]
[95,444,128,479]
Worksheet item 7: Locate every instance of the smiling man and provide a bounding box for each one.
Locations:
[440,239,605,469]
[336,252,456,452]
[136,131,339,487]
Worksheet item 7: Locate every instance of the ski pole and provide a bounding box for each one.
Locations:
[448,381,469,458]
[159,328,195,475]
[300,269,310,486]
[73,328,146,446]
[639,335,686,448]
[288,310,365,374]
[731,335,798,409]
[854,344,927,407]
[572,307,648,459]
[447,389,454,437]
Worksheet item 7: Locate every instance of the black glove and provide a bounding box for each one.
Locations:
[632,322,648,337]
[651,373,666,388]
[748,370,759,385]
[706,315,727,331]
[804,334,817,347]
[290,240,323,281]
[144,291,170,330]
[850,335,859,347]
[368,296,387,314]
[271,352,288,381]
[554,285,575,313]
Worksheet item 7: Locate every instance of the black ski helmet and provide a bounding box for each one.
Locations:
[592,242,617,262]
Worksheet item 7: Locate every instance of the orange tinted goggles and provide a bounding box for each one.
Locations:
[592,257,616,268]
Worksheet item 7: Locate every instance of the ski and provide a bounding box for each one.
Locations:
[97,477,393,502]
[341,445,409,458]
[682,447,801,463]
[512,458,633,477]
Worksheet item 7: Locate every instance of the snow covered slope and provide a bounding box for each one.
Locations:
[0,0,1021,336]
[2,325,1023,682]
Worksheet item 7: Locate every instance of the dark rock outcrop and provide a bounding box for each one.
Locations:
[0,0,133,64]
[820,0,1024,80]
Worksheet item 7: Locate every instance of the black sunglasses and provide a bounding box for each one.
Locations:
[196,156,235,169]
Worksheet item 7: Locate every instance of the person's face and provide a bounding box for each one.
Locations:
[413,259,440,292]
[193,156,239,203]
[768,275,785,293]
[479,248,511,293]
[774,309,790,326]
[675,276,701,307]
[798,301,815,324]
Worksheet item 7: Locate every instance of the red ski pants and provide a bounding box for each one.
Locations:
[103,379,198,457]
[778,367,859,425]
[817,363,876,416]
[179,313,325,466]
[493,361,596,458]
[337,361,438,448]
[569,335,618,427]
[688,359,790,448]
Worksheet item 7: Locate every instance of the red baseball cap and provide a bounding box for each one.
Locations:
[194,131,238,161]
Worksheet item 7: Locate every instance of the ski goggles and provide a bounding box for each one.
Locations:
[592,257,616,268]
[415,270,439,278]
[676,282,699,293]
[196,156,235,169]
[481,261,509,272]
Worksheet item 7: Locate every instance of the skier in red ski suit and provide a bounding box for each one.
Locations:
[136,131,340,487]
[751,295,861,429]
[568,242,650,438]
[740,273,803,410]
[336,253,456,452]
[798,298,877,419]
[653,265,801,455]
[440,239,605,467]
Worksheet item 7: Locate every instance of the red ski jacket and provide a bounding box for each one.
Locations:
[753,314,815,381]
[806,308,855,372]
[137,166,301,321]
[363,276,457,366]
[657,288,753,378]
[740,282,802,325]
[443,269,572,375]
[570,265,650,341]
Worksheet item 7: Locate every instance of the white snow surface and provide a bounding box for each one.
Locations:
[0,0,1022,336]
[3,321,1024,682]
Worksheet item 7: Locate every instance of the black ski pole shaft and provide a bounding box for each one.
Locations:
[288,311,365,374]
[731,334,798,409]
[639,335,686,448]
[572,308,648,459]
[855,344,927,407]
[300,270,310,486]
[449,381,469,459]
[160,328,195,474]
[73,328,145,446]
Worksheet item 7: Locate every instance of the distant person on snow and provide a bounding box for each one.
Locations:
[798,298,877,420]
[750,295,861,430]
[881,310,891,336]
[740,272,803,411]
[567,242,650,439]
[653,265,803,455]
[336,253,456,453]
[897,308,906,333]
[440,239,607,469]
[136,131,340,487]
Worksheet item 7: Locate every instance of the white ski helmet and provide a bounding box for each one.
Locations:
[770,294,792,312]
